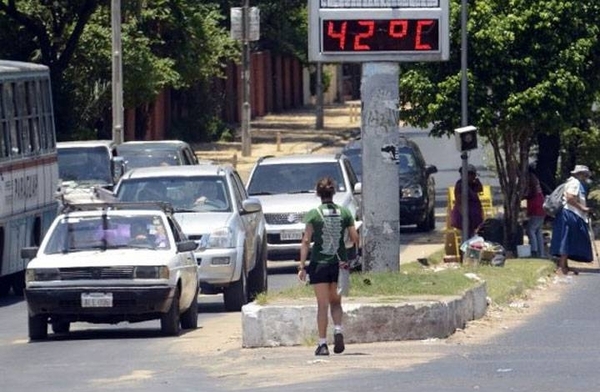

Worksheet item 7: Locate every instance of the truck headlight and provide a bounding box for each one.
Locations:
[26,268,60,283]
[401,184,423,198]
[202,227,234,249]
[134,266,169,279]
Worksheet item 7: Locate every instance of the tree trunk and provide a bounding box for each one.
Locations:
[536,133,560,194]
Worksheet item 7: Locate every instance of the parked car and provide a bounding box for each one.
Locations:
[21,202,200,340]
[114,165,267,311]
[116,140,199,169]
[341,136,437,232]
[245,154,362,263]
[56,140,125,204]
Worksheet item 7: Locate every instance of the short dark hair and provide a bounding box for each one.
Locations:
[316,177,336,200]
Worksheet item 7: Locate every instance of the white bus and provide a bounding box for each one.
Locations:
[0,60,59,296]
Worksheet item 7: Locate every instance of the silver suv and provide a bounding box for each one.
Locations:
[114,165,268,312]
[245,154,362,262]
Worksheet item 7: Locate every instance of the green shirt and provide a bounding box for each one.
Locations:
[304,202,354,264]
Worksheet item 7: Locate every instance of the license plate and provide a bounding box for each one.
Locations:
[280,231,303,241]
[81,292,113,308]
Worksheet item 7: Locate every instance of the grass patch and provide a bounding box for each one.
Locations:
[259,258,557,307]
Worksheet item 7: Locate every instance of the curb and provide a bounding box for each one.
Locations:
[241,282,487,348]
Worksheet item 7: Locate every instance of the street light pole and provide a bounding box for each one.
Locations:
[241,0,252,157]
[111,0,124,144]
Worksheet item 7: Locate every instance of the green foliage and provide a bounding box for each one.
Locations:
[398,0,600,250]
[0,0,239,141]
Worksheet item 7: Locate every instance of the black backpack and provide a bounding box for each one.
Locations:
[543,182,566,217]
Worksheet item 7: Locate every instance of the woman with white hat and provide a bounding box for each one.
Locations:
[550,165,593,275]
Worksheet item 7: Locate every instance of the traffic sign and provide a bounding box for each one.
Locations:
[231,7,260,41]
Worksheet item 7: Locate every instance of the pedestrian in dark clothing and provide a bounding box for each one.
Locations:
[450,164,484,239]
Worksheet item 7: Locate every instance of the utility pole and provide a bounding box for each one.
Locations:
[111,0,124,144]
[460,0,470,240]
[315,63,324,130]
[241,0,252,157]
[361,63,401,272]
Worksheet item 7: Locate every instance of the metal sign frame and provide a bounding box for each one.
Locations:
[308,0,449,63]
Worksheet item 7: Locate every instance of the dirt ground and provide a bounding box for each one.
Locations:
[172,273,575,390]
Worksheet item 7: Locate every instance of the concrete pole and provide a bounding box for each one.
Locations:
[241,0,252,157]
[111,0,124,144]
[315,62,324,130]
[361,63,401,272]
[460,0,470,240]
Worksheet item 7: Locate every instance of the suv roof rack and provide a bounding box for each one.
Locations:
[61,201,174,215]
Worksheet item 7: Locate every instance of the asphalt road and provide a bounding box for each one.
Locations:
[2,271,599,391]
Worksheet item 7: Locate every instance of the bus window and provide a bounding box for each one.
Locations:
[4,83,20,156]
[16,82,32,155]
[0,85,8,158]
[26,81,40,153]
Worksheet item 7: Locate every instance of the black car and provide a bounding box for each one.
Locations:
[342,136,438,232]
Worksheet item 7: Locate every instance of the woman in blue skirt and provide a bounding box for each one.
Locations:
[550,165,593,275]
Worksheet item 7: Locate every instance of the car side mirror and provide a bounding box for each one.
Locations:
[426,165,438,175]
[21,247,39,259]
[177,240,198,253]
[353,182,362,194]
[112,156,126,183]
[241,198,262,214]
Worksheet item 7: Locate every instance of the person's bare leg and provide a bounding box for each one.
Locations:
[329,284,343,326]
[329,284,345,353]
[557,255,569,275]
[313,283,331,339]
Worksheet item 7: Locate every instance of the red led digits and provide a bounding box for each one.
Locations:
[389,20,408,39]
[322,19,439,53]
[327,21,347,50]
[415,20,434,50]
[354,21,375,51]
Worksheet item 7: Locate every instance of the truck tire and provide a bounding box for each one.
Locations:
[223,264,248,312]
[160,286,180,336]
[180,287,198,330]
[51,321,70,334]
[29,314,48,340]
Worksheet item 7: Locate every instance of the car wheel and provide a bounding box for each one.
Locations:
[28,313,48,340]
[427,207,436,231]
[180,286,198,330]
[0,277,10,297]
[223,264,248,312]
[160,286,181,336]
[51,320,70,334]
[247,239,268,301]
[11,271,25,297]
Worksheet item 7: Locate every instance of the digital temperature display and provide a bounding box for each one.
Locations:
[308,1,449,62]
[322,19,439,52]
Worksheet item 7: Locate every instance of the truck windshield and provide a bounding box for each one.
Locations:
[57,146,112,184]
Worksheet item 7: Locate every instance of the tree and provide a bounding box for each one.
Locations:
[0,0,101,138]
[398,0,600,251]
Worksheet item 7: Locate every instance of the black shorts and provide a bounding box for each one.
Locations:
[307,262,339,284]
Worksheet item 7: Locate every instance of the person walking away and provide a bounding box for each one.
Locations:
[450,164,484,239]
[297,177,360,356]
[550,165,593,275]
[525,165,547,258]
